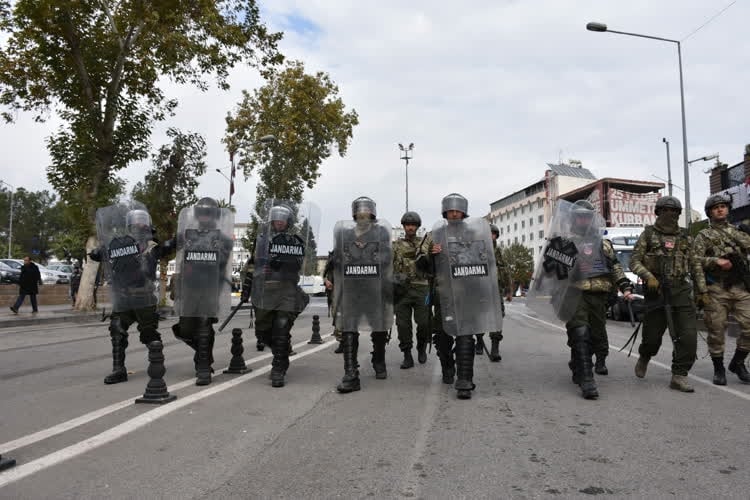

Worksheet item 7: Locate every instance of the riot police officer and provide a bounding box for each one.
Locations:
[417,194,503,399]
[393,211,431,368]
[693,193,750,385]
[90,204,165,385]
[630,196,700,392]
[332,197,393,393]
[171,197,233,386]
[565,200,633,399]
[245,202,311,388]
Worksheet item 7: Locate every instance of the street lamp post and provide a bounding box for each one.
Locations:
[662,138,673,196]
[0,180,14,258]
[587,22,691,228]
[398,143,414,213]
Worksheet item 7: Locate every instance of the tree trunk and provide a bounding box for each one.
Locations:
[75,235,101,311]
[159,257,169,307]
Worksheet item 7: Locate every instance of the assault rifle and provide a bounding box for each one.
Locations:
[724,253,750,292]
[659,257,678,341]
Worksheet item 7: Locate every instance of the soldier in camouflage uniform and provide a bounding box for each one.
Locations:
[487,224,508,362]
[630,196,699,392]
[564,200,634,399]
[692,193,750,385]
[393,211,431,368]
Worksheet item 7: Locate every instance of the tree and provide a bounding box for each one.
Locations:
[0,0,283,309]
[0,187,65,261]
[131,128,207,306]
[503,243,534,293]
[298,216,318,275]
[224,60,359,212]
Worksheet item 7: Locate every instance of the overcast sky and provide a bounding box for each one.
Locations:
[1,0,747,253]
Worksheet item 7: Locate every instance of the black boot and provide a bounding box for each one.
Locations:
[728,349,750,384]
[454,335,476,399]
[416,340,427,364]
[334,341,344,354]
[710,356,727,385]
[570,327,598,399]
[489,338,501,362]
[436,332,455,384]
[400,349,414,369]
[255,330,266,351]
[594,353,608,375]
[104,320,128,384]
[475,334,484,355]
[337,332,360,393]
[270,333,290,388]
[195,322,213,386]
[568,349,580,384]
[371,332,387,379]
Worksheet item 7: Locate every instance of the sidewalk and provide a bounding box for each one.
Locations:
[1,303,111,329]
[1,296,248,329]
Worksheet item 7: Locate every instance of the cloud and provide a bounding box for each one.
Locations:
[1,0,747,253]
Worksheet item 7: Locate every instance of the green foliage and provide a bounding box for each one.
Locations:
[0,0,283,226]
[502,242,534,288]
[224,60,359,212]
[298,216,318,275]
[0,187,68,261]
[131,128,207,245]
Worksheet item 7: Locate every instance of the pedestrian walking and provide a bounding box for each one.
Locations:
[10,256,42,314]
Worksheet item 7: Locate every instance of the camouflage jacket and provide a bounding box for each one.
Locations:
[571,237,631,293]
[693,220,750,291]
[630,224,701,290]
[393,236,429,287]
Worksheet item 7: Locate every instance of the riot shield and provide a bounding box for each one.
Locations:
[95,201,158,312]
[333,219,394,332]
[526,199,606,323]
[174,206,234,318]
[251,199,321,313]
[432,218,503,337]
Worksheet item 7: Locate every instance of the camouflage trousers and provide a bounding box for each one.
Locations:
[564,291,609,358]
[639,281,697,376]
[395,284,431,350]
[703,284,750,356]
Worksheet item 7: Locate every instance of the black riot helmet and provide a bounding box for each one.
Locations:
[269,204,294,230]
[400,211,422,227]
[654,196,682,215]
[194,197,219,228]
[704,193,732,217]
[441,193,469,219]
[571,200,595,235]
[352,196,377,220]
[490,224,500,237]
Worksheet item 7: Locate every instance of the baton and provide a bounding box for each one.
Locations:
[218,298,247,332]
[627,300,635,327]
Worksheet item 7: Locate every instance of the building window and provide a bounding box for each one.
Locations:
[538,199,543,209]
[521,220,525,228]
[521,205,526,214]
[538,230,544,239]
[507,225,510,233]
[514,236,518,244]
[514,208,517,216]
[522,235,526,242]
[500,227,503,235]
[514,223,517,231]
[529,217,533,226]
[538,215,543,223]
[530,233,534,241]
[507,239,511,246]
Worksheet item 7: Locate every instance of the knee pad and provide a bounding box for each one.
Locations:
[109,317,128,338]
[272,316,291,335]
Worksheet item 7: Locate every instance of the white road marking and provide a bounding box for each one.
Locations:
[0,333,332,454]
[517,310,750,402]
[0,338,337,488]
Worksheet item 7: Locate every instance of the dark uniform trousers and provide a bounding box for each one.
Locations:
[112,305,160,345]
[639,279,697,376]
[565,291,609,358]
[395,284,431,350]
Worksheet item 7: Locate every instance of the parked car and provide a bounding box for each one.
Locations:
[47,263,74,278]
[0,259,69,285]
[0,261,21,284]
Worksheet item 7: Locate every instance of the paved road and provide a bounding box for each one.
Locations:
[1,297,749,498]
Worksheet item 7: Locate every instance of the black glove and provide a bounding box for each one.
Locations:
[88,247,102,262]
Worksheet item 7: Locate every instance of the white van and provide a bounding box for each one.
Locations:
[299,275,326,296]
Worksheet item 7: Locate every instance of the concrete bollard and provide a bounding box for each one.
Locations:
[135,340,177,405]
[308,314,323,344]
[224,328,250,374]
